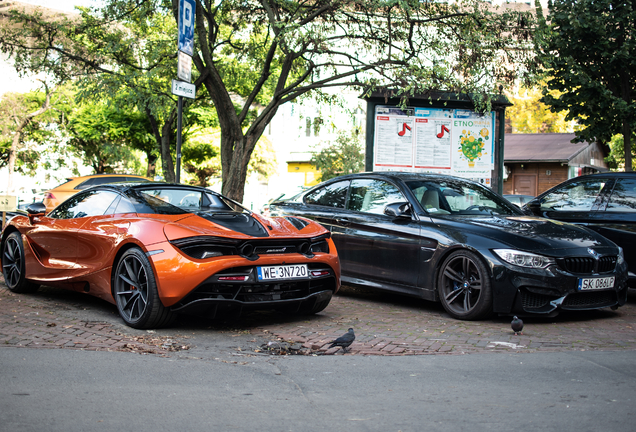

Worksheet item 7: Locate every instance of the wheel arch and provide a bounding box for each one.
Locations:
[109,242,146,294]
[432,244,494,301]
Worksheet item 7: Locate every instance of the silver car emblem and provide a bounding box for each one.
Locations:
[587,248,599,259]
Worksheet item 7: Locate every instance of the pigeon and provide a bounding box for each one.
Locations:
[328,328,355,353]
[511,316,524,335]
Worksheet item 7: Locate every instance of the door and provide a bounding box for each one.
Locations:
[341,178,422,288]
[588,177,636,282]
[513,174,537,196]
[25,190,119,280]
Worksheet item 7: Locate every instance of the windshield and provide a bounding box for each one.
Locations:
[128,188,243,215]
[405,179,522,216]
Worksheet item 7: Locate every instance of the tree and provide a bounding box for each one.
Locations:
[536,0,636,171]
[311,130,364,182]
[65,101,151,174]
[506,85,579,133]
[1,0,538,202]
[0,85,67,192]
[605,133,636,170]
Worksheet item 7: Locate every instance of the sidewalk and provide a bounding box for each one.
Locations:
[1,276,635,357]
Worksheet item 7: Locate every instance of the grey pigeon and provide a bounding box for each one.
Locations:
[328,328,355,353]
[511,316,524,335]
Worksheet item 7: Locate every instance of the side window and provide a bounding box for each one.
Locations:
[606,178,636,212]
[347,179,406,215]
[540,178,608,211]
[49,191,119,219]
[304,180,349,208]
[113,196,138,214]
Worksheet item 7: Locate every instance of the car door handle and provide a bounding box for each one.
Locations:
[336,218,351,226]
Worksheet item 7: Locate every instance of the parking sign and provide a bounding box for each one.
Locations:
[178,0,195,56]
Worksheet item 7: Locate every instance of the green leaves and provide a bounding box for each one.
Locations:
[537,0,636,170]
[311,130,364,182]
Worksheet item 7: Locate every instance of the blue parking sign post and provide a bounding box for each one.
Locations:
[178,0,195,57]
[175,0,196,183]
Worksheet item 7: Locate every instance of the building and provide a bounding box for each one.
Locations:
[503,133,609,196]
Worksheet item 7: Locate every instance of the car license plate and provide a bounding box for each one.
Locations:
[578,276,615,291]
[257,264,308,281]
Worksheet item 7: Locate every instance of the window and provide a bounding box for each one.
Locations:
[347,179,406,214]
[405,179,518,216]
[540,178,608,211]
[606,178,636,212]
[304,181,349,208]
[49,191,119,219]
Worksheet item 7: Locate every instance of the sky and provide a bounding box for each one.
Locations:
[18,0,101,12]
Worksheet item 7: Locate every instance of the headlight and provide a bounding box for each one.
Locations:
[617,246,625,265]
[493,249,555,269]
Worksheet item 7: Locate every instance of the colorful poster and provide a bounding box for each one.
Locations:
[373,106,494,184]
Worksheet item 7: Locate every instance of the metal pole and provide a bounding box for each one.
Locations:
[176,95,183,184]
[497,108,506,195]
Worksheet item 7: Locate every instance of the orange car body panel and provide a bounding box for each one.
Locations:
[7,209,341,308]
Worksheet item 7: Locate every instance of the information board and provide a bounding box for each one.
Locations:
[373,106,495,185]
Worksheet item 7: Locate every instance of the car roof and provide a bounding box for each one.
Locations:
[566,172,636,179]
[313,171,485,186]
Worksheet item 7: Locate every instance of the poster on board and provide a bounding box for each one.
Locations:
[373,106,495,185]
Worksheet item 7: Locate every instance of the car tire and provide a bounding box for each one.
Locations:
[299,295,332,315]
[437,250,492,320]
[2,231,39,293]
[112,247,175,329]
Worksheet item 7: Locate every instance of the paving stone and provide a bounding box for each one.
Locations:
[2,279,636,356]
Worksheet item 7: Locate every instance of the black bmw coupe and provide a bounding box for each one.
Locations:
[269,172,628,320]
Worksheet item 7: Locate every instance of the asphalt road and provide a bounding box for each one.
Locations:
[1,347,634,432]
[2,277,636,431]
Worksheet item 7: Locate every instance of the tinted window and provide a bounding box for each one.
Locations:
[49,191,119,219]
[113,196,137,214]
[606,178,636,212]
[540,178,608,211]
[406,179,519,216]
[347,179,406,214]
[304,180,349,208]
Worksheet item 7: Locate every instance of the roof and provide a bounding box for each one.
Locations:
[503,133,591,162]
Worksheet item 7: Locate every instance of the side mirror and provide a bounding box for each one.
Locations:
[384,202,412,218]
[27,202,47,215]
[523,200,541,215]
[26,202,47,224]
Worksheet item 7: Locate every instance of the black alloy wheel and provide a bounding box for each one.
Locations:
[2,231,39,293]
[438,250,492,320]
[113,248,174,329]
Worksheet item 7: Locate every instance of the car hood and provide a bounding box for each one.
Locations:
[436,215,616,253]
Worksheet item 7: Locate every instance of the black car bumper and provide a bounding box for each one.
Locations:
[491,258,629,317]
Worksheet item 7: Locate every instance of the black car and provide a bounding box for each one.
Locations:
[269,172,629,320]
[523,172,636,287]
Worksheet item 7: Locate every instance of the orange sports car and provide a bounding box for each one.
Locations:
[1,183,340,329]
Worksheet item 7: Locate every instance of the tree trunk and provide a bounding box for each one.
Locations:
[146,107,177,182]
[6,133,20,194]
[6,88,53,193]
[146,154,157,178]
[160,120,175,183]
[623,122,633,172]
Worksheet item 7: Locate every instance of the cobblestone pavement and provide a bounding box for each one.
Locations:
[2,274,636,357]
